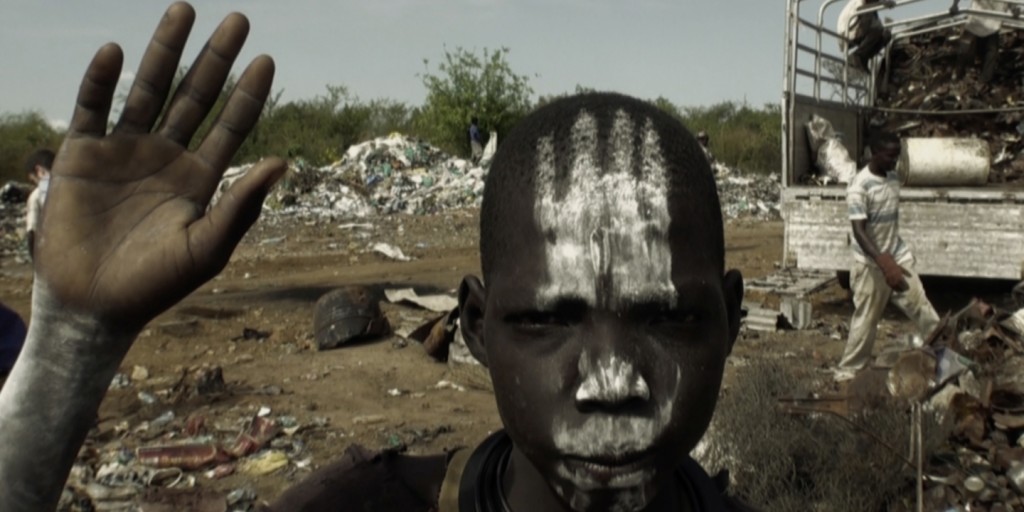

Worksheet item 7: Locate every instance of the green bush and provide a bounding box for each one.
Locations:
[0,112,62,184]
[4,60,782,176]
[415,46,533,157]
[675,101,782,175]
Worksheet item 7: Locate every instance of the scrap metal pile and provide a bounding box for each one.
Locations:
[912,296,1024,508]
[874,28,1024,184]
[810,295,1024,509]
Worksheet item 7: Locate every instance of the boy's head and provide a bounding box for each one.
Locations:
[459,92,743,511]
[24,148,55,182]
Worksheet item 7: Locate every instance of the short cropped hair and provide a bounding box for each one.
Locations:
[868,132,901,153]
[24,149,55,175]
[479,92,723,280]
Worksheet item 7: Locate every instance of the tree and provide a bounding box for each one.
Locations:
[534,84,598,110]
[0,112,63,184]
[416,47,533,156]
[651,96,684,121]
[251,85,373,166]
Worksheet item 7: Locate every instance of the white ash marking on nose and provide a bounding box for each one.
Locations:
[533,109,676,311]
[575,355,650,403]
[553,366,680,458]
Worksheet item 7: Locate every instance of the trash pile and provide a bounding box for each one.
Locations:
[906,296,1024,508]
[805,114,857,185]
[61,364,322,512]
[0,182,32,259]
[715,172,781,221]
[215,134,492,221]
[212,133,780,224]
[875,28,1024,184]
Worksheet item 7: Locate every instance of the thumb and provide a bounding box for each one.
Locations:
[188,157,287,275]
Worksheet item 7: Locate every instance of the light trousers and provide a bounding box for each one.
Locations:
[839,260,940,370]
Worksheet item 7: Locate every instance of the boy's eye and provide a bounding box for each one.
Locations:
[649,310,700,326]
[508,311,571,328]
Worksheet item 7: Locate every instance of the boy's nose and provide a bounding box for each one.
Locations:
[574,353,650,409]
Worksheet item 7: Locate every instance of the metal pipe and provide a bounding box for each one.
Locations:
[796,43,849,65]
[874,105,1024,115]
[915,403,923,512]
[785,0,802,187]
[815,0,847,100]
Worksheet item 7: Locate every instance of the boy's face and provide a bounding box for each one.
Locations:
[462,112,742,511]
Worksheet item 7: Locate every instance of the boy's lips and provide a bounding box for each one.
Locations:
[561,450,657,488]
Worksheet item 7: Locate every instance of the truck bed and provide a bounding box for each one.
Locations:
[782,187,1024,279]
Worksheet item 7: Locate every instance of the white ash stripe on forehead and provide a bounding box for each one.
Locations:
[533,108,676,310]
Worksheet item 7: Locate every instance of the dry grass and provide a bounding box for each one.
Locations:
[699,360,950,512]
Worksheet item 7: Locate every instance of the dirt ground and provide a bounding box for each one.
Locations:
[0,210,1012,506]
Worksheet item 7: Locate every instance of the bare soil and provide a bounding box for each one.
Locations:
[0,211,1008,504]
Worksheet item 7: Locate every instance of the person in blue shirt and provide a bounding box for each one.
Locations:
[469,116,484,163]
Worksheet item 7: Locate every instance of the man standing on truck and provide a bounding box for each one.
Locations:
[837,0,893,71]
[835,133,940,381]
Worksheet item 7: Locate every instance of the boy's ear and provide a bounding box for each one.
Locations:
[458,275,488,367]
[723,269,744,354]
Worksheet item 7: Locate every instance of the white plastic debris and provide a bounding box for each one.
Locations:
[372,243,412,261]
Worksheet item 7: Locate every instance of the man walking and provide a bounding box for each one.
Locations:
[835,133,940,381]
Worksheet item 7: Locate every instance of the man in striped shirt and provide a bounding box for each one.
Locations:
[836,133,940,381]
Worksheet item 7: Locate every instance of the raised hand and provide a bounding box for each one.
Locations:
[0,4,284,510]
[37,1,286,332]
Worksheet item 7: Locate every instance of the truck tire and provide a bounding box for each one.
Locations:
[314,286,391,351]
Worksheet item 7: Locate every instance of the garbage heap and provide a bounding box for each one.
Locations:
[715,172,781,221]
[0,182,32,258]
[901,297,1024,508]
[874,28,1024,184]
[214,134,489,221]
[216,134,781,223]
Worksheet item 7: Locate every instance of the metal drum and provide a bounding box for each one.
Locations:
[899,137,990,187]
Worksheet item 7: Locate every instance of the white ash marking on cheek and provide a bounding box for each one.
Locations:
[575,354,650,403]
[533,110,676,310]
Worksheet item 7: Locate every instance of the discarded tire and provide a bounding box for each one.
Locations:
[313,286,391,351]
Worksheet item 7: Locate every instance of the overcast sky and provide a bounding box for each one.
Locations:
[2,0,950,129]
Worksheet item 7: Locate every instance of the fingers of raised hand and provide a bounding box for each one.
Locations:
[188,157,287,274]
[195,55,275,174]
[69,44,124,138]
[114,2,195,134]
[156,11,251,146]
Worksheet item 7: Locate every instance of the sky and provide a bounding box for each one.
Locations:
[1,0,951,129]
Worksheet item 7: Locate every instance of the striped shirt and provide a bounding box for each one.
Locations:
[847,166,912,265]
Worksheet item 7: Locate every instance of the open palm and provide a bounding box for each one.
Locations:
[34,2,286,331]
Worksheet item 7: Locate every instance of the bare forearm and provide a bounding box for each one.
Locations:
[0,282,137,511]
[851,221,883,261]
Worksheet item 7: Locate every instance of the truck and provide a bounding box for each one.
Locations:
[781,0,1024,280]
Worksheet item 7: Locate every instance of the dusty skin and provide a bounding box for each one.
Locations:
[0,215,981,503]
